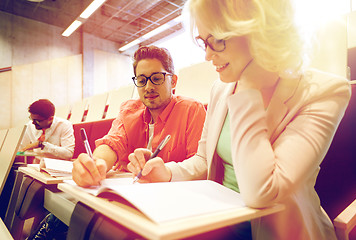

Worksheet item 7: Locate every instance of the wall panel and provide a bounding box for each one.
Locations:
[67,55,83,105]
[12,64,33,126]
[51,58,69,107]
[0,71,12,129]
[0,55,84,128]
[93,50,132,96]
[33,61,52,99]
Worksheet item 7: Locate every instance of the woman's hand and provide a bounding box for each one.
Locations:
[127,148,172,183]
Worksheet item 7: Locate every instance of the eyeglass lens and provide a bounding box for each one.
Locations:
[196,35,225,52]
[134,72,167,87]
[29,116,46,124]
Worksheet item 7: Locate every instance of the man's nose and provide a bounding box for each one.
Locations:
[145,78,155,90]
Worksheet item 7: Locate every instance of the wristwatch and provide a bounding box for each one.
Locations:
[38,141,45,150]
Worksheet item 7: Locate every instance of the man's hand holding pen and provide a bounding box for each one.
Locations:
[127,149,172,183]
[72,128,107,187]
[128,135,172,183]
[72,154,107,187]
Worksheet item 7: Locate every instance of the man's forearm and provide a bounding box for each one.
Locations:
[93,144,118,171]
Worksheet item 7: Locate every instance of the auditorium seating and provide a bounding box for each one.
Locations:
[84,92,108,122]
[72,118,115,159]
[315,83,356,239]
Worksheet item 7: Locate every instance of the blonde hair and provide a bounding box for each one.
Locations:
[188,0,311,75]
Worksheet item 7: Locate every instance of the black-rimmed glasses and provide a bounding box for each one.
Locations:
[29,116,47,125]
[132,72,173,88]
[195,35,226,52]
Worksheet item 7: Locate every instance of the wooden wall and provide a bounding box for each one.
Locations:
[93,50,133,95]
[0,11,132,129]
[0,55,82,129]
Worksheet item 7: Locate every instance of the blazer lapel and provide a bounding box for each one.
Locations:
[266,76,300,141]
[207,83,235,178]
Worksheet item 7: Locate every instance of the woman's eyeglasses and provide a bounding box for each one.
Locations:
[195,35,226,52]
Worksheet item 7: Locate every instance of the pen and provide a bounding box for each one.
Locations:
[133,134,171,183]
[80,128,93,158]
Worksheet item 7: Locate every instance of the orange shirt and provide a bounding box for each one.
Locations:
[95,95,206,168]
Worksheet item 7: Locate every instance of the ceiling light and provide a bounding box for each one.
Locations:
[119,39,142,52]
[141,23,170,40]
[80,0,106,19]
[62,20,82,37]
[62,0,106,37]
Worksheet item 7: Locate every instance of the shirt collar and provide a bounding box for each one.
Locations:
[143,95,177,124]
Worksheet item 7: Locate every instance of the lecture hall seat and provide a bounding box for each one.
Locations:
[105,85,135,119]
[69,99,88,124]
[315,83,356,240]
[85,92,108,122]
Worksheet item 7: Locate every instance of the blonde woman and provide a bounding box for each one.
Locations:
[128,0,351,239]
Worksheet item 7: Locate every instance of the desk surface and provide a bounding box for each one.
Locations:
[19,166,70,184]
[0,218,12,240]
[58,182,284,240]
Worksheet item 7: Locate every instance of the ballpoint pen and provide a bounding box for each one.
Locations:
[133,134,171,184]
[80,128,93,158]
[80,128,103,186]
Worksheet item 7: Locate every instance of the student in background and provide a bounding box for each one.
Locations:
[23,99,75,240]
[72,45,206,187]
[127,0,351,239]
[19,99,75,161]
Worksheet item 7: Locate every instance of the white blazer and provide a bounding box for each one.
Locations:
[166,69,351,240]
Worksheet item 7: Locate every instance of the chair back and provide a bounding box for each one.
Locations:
[105,85,135,119]
[315,84,356,239]
[85,93,108,122]
[55,105,71,120]
[69,99,88,124]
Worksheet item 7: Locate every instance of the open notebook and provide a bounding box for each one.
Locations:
[64,179,245,223]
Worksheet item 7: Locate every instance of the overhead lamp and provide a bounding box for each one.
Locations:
[140,23,170,40]
[80,0,106,19]
[118,15,183,52]
[118,39,142,52]
[62,20,82,37]
[62,0,106,37]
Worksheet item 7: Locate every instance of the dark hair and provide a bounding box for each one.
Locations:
[28,99,55,119]
[133,45,175,76]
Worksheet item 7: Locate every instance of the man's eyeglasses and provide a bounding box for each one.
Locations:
[195,35,226,52]
[29,116,47,125]
[132,72,173,88]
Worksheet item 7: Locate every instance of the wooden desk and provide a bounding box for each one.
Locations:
[0,218,13,240]
[18,166,70,184]
[16,167,284,239]
[17,166,75,225]
[15,151,38,164]
[58,182,284,240]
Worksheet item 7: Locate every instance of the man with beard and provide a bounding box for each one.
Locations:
[28,46,205,240]
[72,45,206,187]
[19,98,75,161]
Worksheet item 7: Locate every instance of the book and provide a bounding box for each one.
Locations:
[27,158,73,177]
[41,158,73,177]
[63,179,245,223]
[28,158,131,179]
